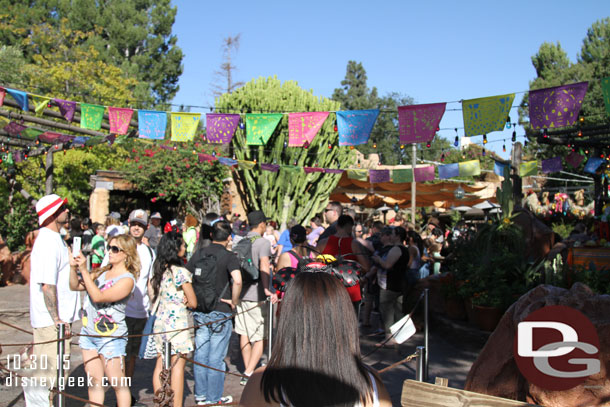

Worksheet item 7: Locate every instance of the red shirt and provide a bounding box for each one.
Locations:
[322,235,362,302]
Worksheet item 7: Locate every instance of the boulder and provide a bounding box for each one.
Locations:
[465,283,610,406]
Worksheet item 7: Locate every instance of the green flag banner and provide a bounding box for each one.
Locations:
[347,169,368,181]
[602,77,610,117]
[280,165,302,174]
[458,160,481,177]
[462,93,515,137]
[392,169,413,183]
[80,103,105,131]
[31,96,51,116]
[520,160,538,177]
[171,112,200,142]
[237,160,256,170]
[246,113,283,145]
[21,128,43,140]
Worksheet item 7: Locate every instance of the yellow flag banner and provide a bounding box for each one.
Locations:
[458,160,481,177]
[462,93,515,137]
[31,96,51,116]
[237,160,256,170]
[520,161,538,177]
[170,112,200,142]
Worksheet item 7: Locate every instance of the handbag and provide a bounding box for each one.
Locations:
[138,298,160,359]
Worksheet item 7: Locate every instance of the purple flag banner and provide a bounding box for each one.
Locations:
[369,169,390,183]
[288,112,329,146]
[3,121,26,136]
[206,113,240,144]
[6,88,28,111]
[398,103,446,144]
[541,157,563,174]
[138,110,167,140]
[414,166,435,182]
[54,99,76,122]
[324,169,344,174]
[438,163,460,179]
[261,163,280,172]
[529,82,588,129]
[108,107,134,135]
[566,151,585,168]
[337,110,379,146]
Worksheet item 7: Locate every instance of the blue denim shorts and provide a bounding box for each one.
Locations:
[79,332,127,360]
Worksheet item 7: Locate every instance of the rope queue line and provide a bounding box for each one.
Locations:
[0,288,432,406]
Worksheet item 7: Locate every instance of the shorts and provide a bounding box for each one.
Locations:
[79,332,127,360]
[125,317,147,357]
[234,300,268,342]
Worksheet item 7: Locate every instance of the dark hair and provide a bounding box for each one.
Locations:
[394,226,407,243]
[310,215,322,227]
[81,217,91,227]
[408,230,424,254]
[195,212,220,251]
[261,272,374,406]
[337,214,354,229]
[150,231,184,303]
[92,222,104,232]
[211,220,232,242]
[371,221,384,233]
[329,201,343,214]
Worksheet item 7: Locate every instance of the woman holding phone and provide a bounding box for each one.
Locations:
[70,234,139,407]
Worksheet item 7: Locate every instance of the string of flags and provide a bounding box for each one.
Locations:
[0,79,608,148]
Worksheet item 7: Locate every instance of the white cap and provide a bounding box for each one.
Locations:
[36,194,67,226]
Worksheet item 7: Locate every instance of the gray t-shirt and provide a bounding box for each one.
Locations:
[144,224,162,250]
[241,231,272,302]
[80,271,136,338]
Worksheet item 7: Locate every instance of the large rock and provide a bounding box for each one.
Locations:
[465,283,610,406]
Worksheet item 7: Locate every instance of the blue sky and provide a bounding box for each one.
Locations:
[171,0,608,160]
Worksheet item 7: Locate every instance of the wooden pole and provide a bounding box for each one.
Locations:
[45,147,54,195]
[411,143,417,223]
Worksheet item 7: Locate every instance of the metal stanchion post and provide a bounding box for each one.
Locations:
[415,346,424,382]
[424,288,429,381]
[164,342,171,370]
[268,300,273,359]
[57,323,65,407]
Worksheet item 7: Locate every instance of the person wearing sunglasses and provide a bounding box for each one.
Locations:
[70,234,139,407]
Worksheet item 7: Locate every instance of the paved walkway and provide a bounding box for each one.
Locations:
[0,285,489,406]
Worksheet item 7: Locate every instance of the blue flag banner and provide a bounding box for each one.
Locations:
[6,88,28,111]
[494,160,509,177]
[138,110,167,140]
[218,157,238,167]
[584,157,604,174]
[337,110,379,146]
[438,163,459,179]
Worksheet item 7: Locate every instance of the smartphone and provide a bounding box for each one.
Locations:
[72,236,81,258]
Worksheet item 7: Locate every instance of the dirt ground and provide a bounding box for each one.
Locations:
[0,284,489,406]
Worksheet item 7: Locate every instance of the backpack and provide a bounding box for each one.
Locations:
[233,236,260,283]
[191,251,229,313]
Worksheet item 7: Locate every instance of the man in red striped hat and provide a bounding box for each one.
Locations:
[24,194,81,406]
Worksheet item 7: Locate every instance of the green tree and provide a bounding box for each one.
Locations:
[122,141,228,219]
[216,77,355,225]
[0,0,183,106]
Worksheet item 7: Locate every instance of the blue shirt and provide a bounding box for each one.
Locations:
[277,230,293,253]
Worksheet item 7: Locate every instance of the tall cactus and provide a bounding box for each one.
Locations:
[496,166,514,218]
[216,77,356,224]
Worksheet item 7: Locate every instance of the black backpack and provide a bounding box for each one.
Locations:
[233,236,260,283]
[191,251,228,313]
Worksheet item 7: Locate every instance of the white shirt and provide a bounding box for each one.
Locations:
[101,242,155,318]
[29,228,81,328]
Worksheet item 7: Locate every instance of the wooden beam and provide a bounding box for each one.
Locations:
[401,380,540,407]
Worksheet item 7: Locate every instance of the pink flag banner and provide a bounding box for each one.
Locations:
[541,157,563,174]
[337,110,379,146]
[138,110,167,140]
[288,112,329,147]
[0,87,5,106]
[369,169,391,183]
[54,99,76,122]
[206,113,240,144]
[398,103,446,144]
[414,166,435,182]
[304,167,325,173]
[198,153,217,163]
[108,107,134,135]
[565,151,585,168]
[39,131,75,144]
[529,82,588,129]
[3,121,26,136]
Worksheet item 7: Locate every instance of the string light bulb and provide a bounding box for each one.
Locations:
[426,142,431,148]
[482,148,486,156]
[440,153,445,162]
[579,114,584,123]
[578,130,583,137]
[400,145,404,150]
[512,130,516,143]
[506,116,511,129]
[328,143,332,150]
[483,134,487,144]
[373,143,377,149]
[503,144,506,153]
[334,123,338,132]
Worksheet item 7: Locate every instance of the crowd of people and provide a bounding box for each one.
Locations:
[26,192,459,406]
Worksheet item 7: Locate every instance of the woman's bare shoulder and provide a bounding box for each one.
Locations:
[239,366,281,407]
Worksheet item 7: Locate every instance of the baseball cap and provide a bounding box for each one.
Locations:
[150,212,162,219]
[36,194,68,226]
[128,209,149,226]
[247,210,267,227]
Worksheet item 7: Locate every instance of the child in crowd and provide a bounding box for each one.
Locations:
[90,223,106,269]
[429,243,444,275]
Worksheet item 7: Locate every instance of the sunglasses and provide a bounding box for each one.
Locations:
[108,245,124,254]
[129,222,145,228]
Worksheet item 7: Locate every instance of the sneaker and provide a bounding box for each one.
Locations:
[195,397,207,406]
[240,375,249,386]
[203,395,233,405]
